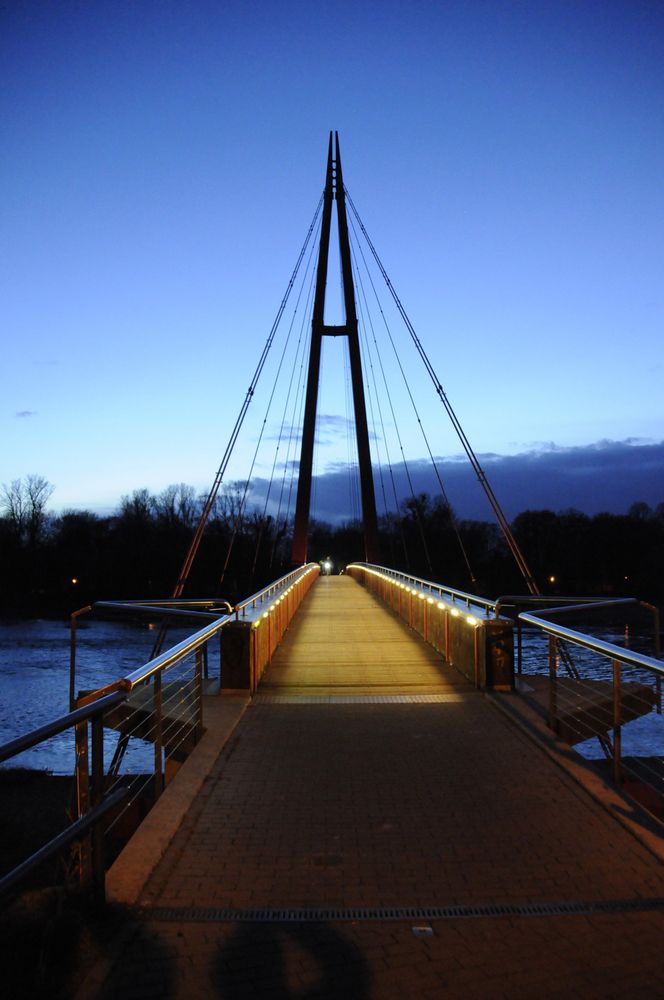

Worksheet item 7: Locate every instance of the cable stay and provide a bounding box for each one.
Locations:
[249,226,321,583]
[345,184,599,751]
[350,220,475,583]
[172,193,323,598]
[345,186,538,597]
[221,213,323,590]
[144,194,324,668]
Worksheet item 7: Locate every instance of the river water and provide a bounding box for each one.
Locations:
[0,618,191,774]
[1,617,661,774]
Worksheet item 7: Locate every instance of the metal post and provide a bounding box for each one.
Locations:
[612,659,622,784]
[70,614,78,713]
[70,606,91,712]
[75,719,92,887]
[473,626,480,689]
[548,635,558,732]
[195,648,204,742]
[445,610,450,662]
[154,672,163,801]
[91,713,105,902]
[517,619,523,676]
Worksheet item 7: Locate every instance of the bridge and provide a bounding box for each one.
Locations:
[2,135,664,997]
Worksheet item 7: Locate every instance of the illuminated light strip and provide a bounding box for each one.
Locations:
[349,564,483,626]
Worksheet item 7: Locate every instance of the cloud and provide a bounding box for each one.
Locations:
[246,439,664,525]
[262,414,379,447]
[15,410,37,419]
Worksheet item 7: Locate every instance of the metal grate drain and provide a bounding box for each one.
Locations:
[139,898,664,923]
[253,694,468,704]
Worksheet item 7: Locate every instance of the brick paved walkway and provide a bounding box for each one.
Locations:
[76,577,664,998]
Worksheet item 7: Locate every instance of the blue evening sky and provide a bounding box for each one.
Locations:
[2,0,663,520]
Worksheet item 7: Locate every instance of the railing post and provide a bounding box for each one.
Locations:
[70,614,78,712]
[195,648,204,742]
[444,609,449,662]
[91,713,106,902]
[548,635,558,732]
[473,625,480,688]
[154,671,163,801]
[517,619,523,676]
[613,659,622,784]
[75,718,92,888]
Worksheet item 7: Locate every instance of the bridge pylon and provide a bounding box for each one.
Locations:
[291,132,380,565]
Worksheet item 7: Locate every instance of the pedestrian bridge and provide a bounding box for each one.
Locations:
[3,565,664,996]
[84,569,664,997]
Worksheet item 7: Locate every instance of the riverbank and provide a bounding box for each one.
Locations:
[0,767,75,890]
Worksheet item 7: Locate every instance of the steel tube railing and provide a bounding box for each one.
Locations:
[0,691,126,763]
[0,787,129,900]
[349,562,497,614]
[519,612,664,676]
[2,564,321,902]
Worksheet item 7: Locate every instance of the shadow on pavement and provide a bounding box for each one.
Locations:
[214,921,371,999]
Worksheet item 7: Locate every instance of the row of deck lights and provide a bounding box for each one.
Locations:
[358,566,482,628]
[253,564,318,628]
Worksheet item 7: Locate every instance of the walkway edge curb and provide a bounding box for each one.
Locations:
[487,690,664,865]
[105,695,250,906]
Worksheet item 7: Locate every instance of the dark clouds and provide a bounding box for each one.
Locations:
[249,439,664,524]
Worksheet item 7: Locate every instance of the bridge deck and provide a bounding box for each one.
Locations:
[84,576,664,998]
[260,573,466,695]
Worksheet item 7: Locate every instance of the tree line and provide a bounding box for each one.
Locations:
[1,476,663,617]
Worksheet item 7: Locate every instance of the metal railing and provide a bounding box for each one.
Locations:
[0,691,129,901]
[519,605,664,811]
[347,563,512,689]
[0,564,318,902]
[348,562,497,616]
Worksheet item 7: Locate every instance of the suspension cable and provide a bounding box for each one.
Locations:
[249,218,322,580]
[353,254,409,567]
[167,194,324,601]
[349,212,476,584]
[345,187,538,594]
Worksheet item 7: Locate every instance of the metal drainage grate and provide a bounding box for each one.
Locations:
[139,898,664,923]
[253,694,468,704]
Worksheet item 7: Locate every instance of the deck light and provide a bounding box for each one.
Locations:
[466,615,478,627]
[451,609,460,618]
[437,602,445,610]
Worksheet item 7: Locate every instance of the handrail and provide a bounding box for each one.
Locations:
[495,595,639,618]
[519,611,664,676]
[235,563,320,617]
[0,690,126,763]
[3,564,320,903]
[348,562,497,614]
[84,564,319,700]
[0,787,129,900]
[75,611,233,705]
